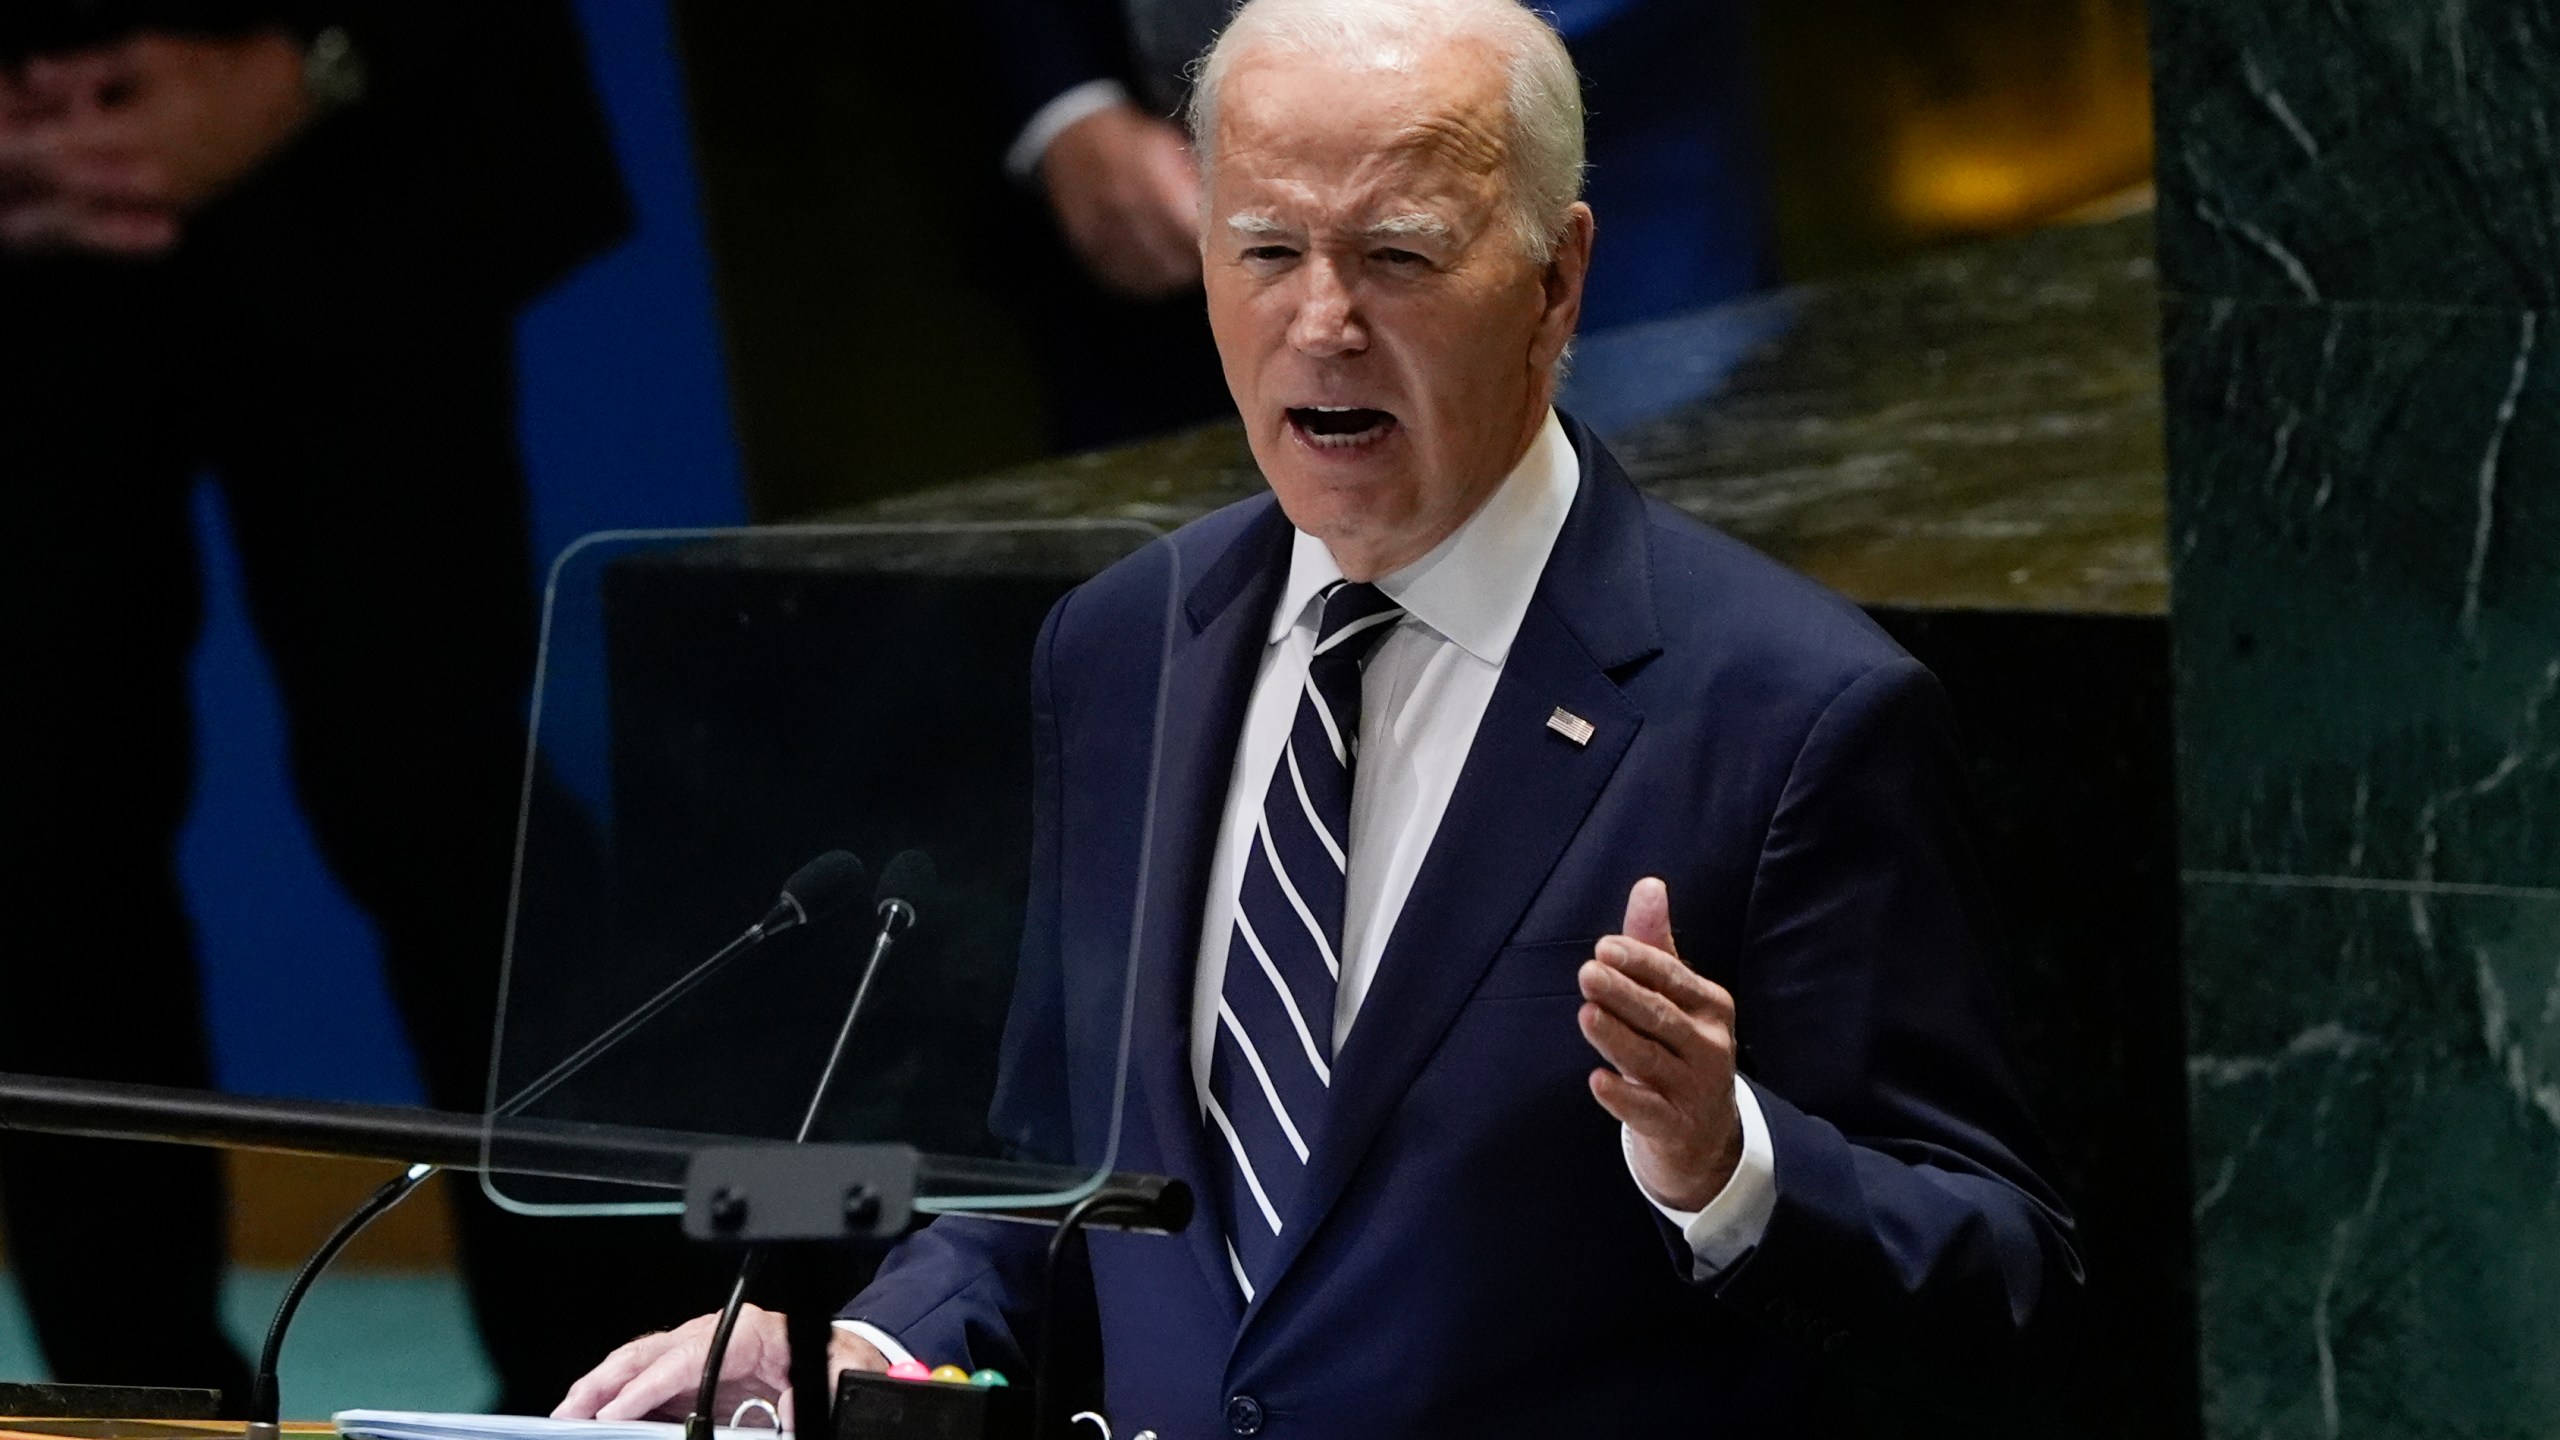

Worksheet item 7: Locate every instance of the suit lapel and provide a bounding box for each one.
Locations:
[1242,417,1666,1321]
[1126,501,1292,1322]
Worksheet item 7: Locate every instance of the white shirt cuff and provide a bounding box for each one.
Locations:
[1622,1075,1777,1280]
[829,1318,915,1369]
[1004,79,1133,181]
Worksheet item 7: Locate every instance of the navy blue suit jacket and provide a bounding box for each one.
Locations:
[846,415,2079,1436]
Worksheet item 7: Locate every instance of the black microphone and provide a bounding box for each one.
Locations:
[502,850,868,1117]
[752,848,870,940]
[246,850,864,1434]
[871,849,937,940]
[687,851,938,1440]
[791,849,935,1147]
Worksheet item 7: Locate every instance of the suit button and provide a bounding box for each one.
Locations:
[1226,1394,1265,1434]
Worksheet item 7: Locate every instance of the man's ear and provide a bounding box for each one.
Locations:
[1531,202,1595,372]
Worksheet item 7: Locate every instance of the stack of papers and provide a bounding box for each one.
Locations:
[337,1411,786,1440]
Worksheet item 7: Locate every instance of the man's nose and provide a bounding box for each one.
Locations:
[1286,256,1367,357]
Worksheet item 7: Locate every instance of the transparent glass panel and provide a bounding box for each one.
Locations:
[481,521,1175,1217]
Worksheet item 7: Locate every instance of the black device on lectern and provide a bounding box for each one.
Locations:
[834,1369,1032,1440]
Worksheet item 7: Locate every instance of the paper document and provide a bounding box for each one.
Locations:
[336,1411,786,1440]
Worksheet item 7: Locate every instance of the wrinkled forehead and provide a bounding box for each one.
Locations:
[1211,41,1515,195]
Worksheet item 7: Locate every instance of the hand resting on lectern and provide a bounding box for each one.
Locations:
[552,1304,890,1426]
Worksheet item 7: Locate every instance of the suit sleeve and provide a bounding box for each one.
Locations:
[972,0,1135,151]
[837,1216,1058,1378]
[1706,657,2082,1412]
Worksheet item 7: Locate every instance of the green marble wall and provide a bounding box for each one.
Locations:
[2153,3,2560,1435]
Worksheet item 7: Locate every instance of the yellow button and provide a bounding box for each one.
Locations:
[928,1365,973,1384]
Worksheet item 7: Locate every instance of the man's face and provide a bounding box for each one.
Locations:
[1202,41,1591,580]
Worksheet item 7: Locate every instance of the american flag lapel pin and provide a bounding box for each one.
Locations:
[1546,706,1596,747]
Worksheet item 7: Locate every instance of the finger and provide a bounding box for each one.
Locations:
[0,196,86,248]
[0,116,63,172]
[16,56,83,109]
[54,159,174,208]
[26,109,151,169]
[1579,959,1702,1064]
[1593,937,1730,1019]
[603,1307,788,1423]
[1588,1066,1683,1134]
[1620,876,1676,956]
[555,1333,679,1419]
[593,1340,715,1422]
[62,200,179,253]
[22,52,128,115]
[1578,998,1691,1094]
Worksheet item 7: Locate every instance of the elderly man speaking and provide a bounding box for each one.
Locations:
[559,0,2078,1432]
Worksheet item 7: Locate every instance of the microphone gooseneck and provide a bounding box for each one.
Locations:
[501,851,869,1118]
[246,1163,433,1437]
[247,850,863,1431]
[685,849,937,1440]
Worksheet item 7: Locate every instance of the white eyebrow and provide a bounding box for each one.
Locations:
[1363,212,1452,241]
[1225,213,1289,238]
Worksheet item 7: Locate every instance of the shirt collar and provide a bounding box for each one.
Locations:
[1267,408,1581,665]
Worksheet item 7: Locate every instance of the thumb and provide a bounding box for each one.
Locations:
[1620,876,1675,956]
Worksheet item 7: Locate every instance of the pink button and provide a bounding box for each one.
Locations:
[886,1360,933,1382]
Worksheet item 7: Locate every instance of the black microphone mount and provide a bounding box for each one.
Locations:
[502,850,870,1118]
[251,848,867,1437]
[682,850,938,1440]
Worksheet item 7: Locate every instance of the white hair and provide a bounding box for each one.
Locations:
[1185,0,1587,264]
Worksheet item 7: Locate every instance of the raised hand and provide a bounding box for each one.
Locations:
[1578,877,1744,1211]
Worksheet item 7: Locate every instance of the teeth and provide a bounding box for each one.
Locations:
[1288,404,1394,449]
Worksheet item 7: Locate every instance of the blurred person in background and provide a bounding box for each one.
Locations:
[979,0,1775,450]
[0,0,687,1413]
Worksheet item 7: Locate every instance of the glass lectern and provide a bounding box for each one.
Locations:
[482,520,1180,1231]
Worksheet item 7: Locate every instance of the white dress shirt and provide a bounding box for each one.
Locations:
[1184,407,1774,1277]
[1002,79,1132,180]
[843,410,1772,1364]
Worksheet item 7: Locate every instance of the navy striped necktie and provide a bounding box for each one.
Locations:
[1203,579,1405,1303]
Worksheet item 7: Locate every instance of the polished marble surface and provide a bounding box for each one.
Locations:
[2153,0,2560,309]
[2154,0,2560,1433]
[849,216,2169,616]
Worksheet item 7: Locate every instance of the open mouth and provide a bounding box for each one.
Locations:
[1286,405,1399,450]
